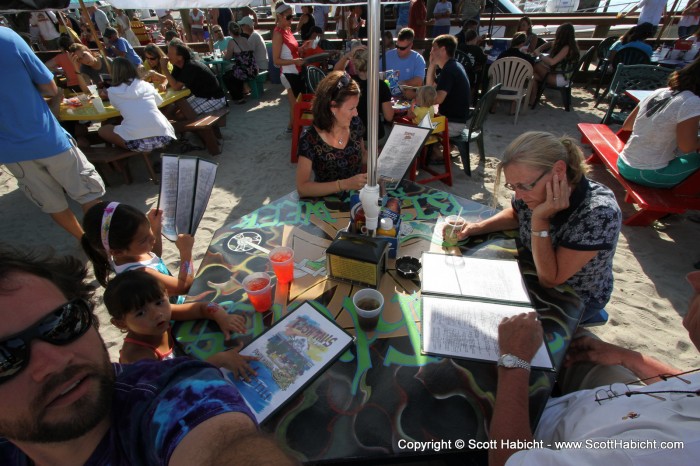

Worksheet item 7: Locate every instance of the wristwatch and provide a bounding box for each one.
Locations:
[531,230,550,238]
[497,354,531,372]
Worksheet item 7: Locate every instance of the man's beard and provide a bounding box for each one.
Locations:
[0,349,114,443]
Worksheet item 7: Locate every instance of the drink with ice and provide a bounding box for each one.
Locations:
[269,247,294,284]
[243,272,272,312]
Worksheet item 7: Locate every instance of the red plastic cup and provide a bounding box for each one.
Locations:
[242,272,272,313]
[269,246,295,284]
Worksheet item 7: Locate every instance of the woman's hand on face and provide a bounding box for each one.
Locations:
[345,173,367,190]
[533,172,571,221]
[159,56,170,70]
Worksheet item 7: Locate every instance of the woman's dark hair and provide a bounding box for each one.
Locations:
[630,22,654,42]
[619,25,637,45]
[510,32,528,49]
[464,29,478,43]
[312,71,361,132]
[669,57,700,96]
[228,20,241,36]
[168,38,191,61]
[0,245,99,328]
[164,30,179,42]
[103,269,166,320]
[81,202,149,287]
[144,43,166,72]
[110,57,138,87]
[518,16,533,35]
[58,33,73,51]
[551,23,579,61]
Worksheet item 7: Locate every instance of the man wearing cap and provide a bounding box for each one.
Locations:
[239,15,268,72]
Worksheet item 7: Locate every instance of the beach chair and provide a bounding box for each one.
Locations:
[488,57,534,125]
[450,84,501,177]
[531,46,595,112]
[593,47,650,104]
[586,36,618,89]
[305,66,326,93]
[599,64,672,125]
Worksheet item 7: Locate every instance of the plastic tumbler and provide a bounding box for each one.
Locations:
[352,288,384,331]
[443,215,466,247]
[242,272,272,313]
[269,246,294,284]
[92,98,106,113]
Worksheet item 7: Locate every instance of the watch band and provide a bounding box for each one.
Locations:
[531,230,549,238]
[497,354,531,372]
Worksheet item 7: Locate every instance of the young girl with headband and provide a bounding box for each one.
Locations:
[105,269,257,380]
[82,201,247,339]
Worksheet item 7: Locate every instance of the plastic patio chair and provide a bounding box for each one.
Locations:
[593,46,651,104]
[450,84,502,176]
[290,94,315,163]
[305,66,326,93]
[488,57,534,125]
[599,64,672,124]
[587,36,618,88]
[531,46,595,111]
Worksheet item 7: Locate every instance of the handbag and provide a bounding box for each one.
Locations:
[228,38,258,81]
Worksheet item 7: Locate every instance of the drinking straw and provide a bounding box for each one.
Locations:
[450,207,464,239]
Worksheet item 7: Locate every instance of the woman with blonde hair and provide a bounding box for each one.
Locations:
[452,131,622,324]
[335,45,394,140]
[272,1,305,132]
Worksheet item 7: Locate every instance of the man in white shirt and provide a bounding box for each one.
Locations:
[239,16,268,71]
[29,11,60,50]
[489,271,700,466]
[88,5,109,37]
[620,0,667,34]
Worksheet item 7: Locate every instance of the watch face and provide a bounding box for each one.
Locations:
[502,354,515,366]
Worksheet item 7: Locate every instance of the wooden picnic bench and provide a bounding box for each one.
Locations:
[176,107,229,156]
[578,123,700,226]
[82,146,159,185]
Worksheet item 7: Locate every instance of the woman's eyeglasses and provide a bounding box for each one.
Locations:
[285,14,294,21]
[504,170,549,192]
[0,299,93,385]
[146,55,158,60]
[594,368,700,404]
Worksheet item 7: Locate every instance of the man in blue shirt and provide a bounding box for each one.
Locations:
[104,27,143,67]
[381,27,426,95]
[426,34,471,137]
[0,248,295,466]
[0,27,105,240]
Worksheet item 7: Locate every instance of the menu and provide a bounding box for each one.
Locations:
[158,155,218,241]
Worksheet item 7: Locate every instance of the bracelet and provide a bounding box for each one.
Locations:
[337,179,342,192]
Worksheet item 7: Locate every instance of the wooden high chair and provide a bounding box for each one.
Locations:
[291,93,315,163]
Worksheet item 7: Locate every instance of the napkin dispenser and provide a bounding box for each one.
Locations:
[326,231,389,287]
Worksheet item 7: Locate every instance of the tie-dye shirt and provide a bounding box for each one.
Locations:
[0,358,255,465]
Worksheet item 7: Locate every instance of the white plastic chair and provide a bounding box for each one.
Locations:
[488,57,535,125]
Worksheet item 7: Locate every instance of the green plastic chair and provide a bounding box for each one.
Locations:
[531,46,594,111]
[450,84,502,177]
[600,64,672,124]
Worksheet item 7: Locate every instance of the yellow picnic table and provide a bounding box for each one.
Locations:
[58,88,191,121]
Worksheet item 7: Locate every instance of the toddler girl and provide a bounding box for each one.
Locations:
[105,270,257,380]
[409,85,437,125]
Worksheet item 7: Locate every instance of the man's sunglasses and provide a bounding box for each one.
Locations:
[396,44,411,51]
[0,299,93,385]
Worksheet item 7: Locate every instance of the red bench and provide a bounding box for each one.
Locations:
[578,123,700,226]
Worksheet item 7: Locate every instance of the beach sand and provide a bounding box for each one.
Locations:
[1,84,698,369]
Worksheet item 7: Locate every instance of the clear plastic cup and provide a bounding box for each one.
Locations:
[92,98,106,113]
[242,272,272,313]
[269,246,294,284]
[352,288,384,331]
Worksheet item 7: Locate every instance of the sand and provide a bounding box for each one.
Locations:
[1,83,698,368]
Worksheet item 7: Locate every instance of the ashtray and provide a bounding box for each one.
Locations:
[396,256,421,279]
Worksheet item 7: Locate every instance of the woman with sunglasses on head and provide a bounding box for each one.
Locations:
[141,44,171,91]
[272,1,306,133]
[296,71,368,198]
[451,132,622,324]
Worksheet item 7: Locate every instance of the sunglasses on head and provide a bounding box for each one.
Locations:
[396,44,411,51]
[0,299,93,385]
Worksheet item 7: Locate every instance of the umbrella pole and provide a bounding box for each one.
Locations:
[78,0,111,74]
[206,10,215,53]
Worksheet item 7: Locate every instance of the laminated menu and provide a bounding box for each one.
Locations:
[420,252,553,370]
[158,155,218,241]
[220,302,354,424]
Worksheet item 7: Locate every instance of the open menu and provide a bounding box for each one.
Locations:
[220,302,354,424]
[158,155,218,241]
[376,123,432,182]
[420,252,553,370]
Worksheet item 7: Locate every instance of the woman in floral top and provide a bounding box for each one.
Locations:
[296,71,368,197]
